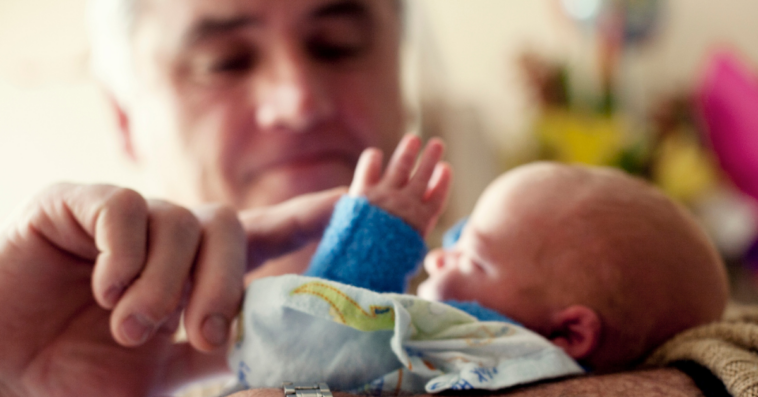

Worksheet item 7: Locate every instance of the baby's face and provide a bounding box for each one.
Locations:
[417,179,557,331]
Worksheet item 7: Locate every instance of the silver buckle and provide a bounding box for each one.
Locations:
[283,382,333,397]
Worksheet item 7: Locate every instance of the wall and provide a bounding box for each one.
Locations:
[414,0,758,155]
[409,0,758,218]
[0,0,142,223]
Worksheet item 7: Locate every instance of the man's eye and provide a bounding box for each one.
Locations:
[208,53,255,74]
[186,48,257,86]
[307,39,366,62]
[306,15,371,63]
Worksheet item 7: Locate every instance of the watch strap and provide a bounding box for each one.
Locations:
[282,382,333,397]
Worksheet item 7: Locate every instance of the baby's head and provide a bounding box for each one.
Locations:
[418,162,729,372]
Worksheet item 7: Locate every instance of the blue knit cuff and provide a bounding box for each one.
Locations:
[305,196,427,293]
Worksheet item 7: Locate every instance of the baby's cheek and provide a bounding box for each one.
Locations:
[417,274,447,302]
[416,278,438,301]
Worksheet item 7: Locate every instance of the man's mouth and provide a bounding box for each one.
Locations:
[267,151,358,172]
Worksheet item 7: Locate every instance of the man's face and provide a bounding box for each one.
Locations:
[126,0,404,209]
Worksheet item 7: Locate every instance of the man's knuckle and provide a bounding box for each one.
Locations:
[167,207,202,235]
[201,289,241,314]
[105,187,148,218]
[164,204,191,220]
[207,205,240,228]
[142,288,183,319]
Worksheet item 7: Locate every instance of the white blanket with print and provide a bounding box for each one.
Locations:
[227,275,583,395]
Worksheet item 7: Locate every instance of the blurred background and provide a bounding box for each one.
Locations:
[2,0,758,300]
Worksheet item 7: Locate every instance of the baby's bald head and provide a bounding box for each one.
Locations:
[481,162,729,370]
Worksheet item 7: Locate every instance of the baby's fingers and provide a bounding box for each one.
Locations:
[424,162,453,233]
[384,134,422,188]
[349,148,383,197]
[408,138,445,197]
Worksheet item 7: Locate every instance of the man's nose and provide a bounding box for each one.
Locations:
[254,41,333,132]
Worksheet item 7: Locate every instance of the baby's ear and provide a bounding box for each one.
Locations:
[547,305,601,361]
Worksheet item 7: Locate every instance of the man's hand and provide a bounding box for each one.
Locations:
[349,134,452,238]
[0,183,346,397]
[0,184,245,397]
[241,187,346,281]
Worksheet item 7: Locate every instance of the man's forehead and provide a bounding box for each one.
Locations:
[179,0,376,46]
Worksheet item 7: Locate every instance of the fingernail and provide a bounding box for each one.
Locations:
[122,314,154,345]
[202,314,229,347]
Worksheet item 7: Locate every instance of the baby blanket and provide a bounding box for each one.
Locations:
[228,275,584,395]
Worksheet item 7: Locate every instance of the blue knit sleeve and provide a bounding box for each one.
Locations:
[304,195,427,293]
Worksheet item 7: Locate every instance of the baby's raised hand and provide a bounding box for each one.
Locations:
[349,134,452,238]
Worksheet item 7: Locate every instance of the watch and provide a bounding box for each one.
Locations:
[282,382,333,397]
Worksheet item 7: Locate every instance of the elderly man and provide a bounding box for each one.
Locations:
[0,0,715,396]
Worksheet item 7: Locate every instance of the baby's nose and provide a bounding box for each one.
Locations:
[423,248,449,275]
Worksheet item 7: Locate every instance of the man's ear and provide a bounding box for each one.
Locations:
[106,94,137,162]
[547,305,601,361]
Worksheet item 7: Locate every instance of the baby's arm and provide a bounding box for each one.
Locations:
[304,135,451,292]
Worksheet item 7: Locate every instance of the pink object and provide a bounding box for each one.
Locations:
[699,52,758,200]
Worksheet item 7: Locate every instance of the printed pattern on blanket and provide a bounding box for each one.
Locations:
[229,275,584,394]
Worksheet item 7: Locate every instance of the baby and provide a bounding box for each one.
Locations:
[417,155,729,372]
[230,135,729,393]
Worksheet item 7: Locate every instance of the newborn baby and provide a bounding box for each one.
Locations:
[416,156,729,372]
[230,135,729,393]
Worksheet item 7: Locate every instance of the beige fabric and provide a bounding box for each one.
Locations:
[646,302,758,397]
[177,383,228,397]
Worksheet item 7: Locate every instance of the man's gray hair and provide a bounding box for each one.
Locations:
[87,0,139,109]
